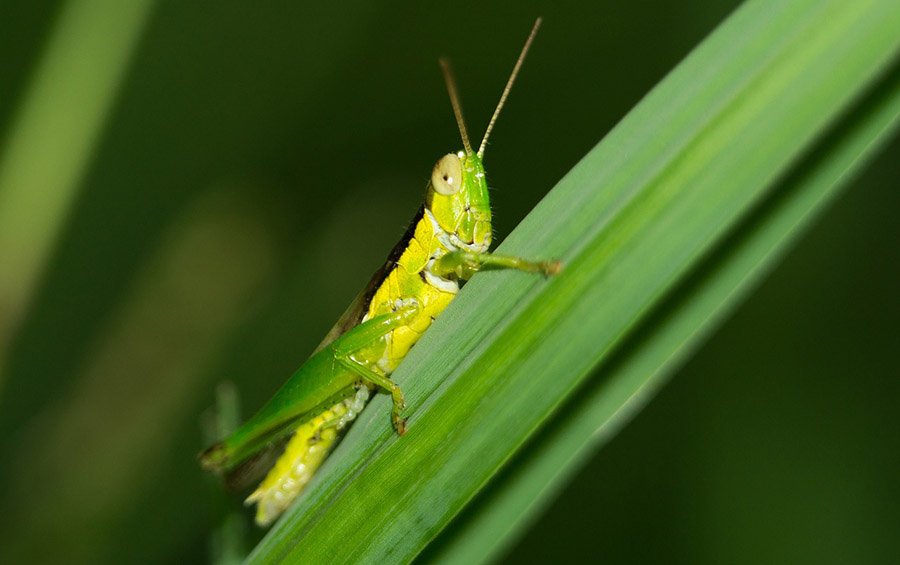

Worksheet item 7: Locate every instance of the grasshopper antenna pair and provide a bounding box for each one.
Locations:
[440,17,542,159]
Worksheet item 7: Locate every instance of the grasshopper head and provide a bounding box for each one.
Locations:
[429,18,540,253]
[425,151,491,252]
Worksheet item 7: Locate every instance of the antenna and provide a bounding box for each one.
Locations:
[439,58,474,155]
[477,17,542,158]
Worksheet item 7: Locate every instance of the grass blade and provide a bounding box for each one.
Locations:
[0,0,156,385]
[249,1,900,562]
[426,52,900,565]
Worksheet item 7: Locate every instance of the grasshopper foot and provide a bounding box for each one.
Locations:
[393,415,408,436]
[542,260,562,276]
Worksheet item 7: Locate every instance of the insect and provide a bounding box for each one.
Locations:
[200,18,558,527]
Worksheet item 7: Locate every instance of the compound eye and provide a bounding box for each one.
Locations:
[431,153,463,195]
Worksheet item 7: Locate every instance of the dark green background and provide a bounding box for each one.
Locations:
[1,1,897,563]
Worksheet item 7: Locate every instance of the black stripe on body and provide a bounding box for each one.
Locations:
[313,205,426,352]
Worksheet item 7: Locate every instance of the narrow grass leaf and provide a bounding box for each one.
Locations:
[427,52,900,565]
[250,1,900,562]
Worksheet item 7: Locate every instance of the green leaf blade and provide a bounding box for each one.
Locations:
[429,50,900,565]
[249,1,900,562]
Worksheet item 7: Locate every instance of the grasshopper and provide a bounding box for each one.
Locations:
[200,18,558,526]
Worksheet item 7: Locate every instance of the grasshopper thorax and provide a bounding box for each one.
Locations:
[425,151,491,252]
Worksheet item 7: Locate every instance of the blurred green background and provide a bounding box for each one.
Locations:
[0,1,897,564]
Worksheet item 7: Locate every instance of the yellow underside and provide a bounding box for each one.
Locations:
[248,211,458,525]
[245,400,349,526]
[365,210,457,370]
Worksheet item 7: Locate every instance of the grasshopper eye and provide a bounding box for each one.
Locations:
[431,153,463,195]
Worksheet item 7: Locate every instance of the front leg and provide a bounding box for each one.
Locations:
[431,249,560,280]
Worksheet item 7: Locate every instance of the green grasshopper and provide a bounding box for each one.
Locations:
[200,18,558,526]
